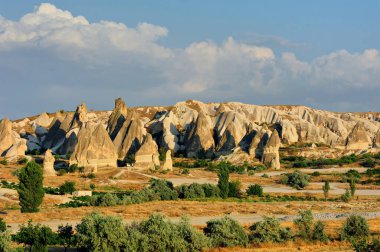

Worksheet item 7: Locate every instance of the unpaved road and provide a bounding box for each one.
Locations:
[5,211,380,233]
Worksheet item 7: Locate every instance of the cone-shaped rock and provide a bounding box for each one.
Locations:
[135,133,160,170]
[107,98,128,140]
[0,118,16,156]
[374,130,380,148]
[43,149,56,176]
[186,112,214,158]
[249,127,271,159]
[69,123,117,172]
[5,138,27,160]
[33,112,52,128]
[345,122,372,150]
[163,150,173,171]
[262,130,281,170]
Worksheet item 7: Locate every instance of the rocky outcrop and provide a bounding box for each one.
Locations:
[43,149,56,176]
[0,118,16,156]
[374,130,380,148]
[186,112,214,158]
[32,112,52,128]
[345,122,372,150]
[113,112,146,160]
[107,98,128,140]
[249,126,271,159]
[69,123,117,172]
[5,138,27,160]
[163,150,173,171]
[262,130,281,170]
[134,133,160,170]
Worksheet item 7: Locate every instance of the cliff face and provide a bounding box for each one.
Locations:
[2,99,380,169]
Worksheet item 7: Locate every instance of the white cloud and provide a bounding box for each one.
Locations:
[0,3,379,119]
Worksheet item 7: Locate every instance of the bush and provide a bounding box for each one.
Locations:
[349,178,356,197]
[17,161,45,213]
[176,216,210,251]
[59,181,76,194]
[246,184,263,197]
[249,216,292,243]
[294,210,313,240]
[91,193,119,207]
[149,179,178,200]
[351,237,380,252]
[202,184,220,198]
[341,215,369,241]
[14,220,57,252]
[204,216,248,247]
[18,157,28,165]
[311,171,321,177]
[361,158,376,168]
[341,189,352,203]
[181,168,190,175]
[68,164,78,173]
[281,171,310,189]
[228,180,242,198]
[177,183,205,199]
[0,218,6,232]
[57,224,75,251]
[57,169,67,176]
[0,230,11,252]
[312,221,328,242]
[76,212,126,252]
[0,159,8,165]
[87,173,96,179]
[322,180,330,201]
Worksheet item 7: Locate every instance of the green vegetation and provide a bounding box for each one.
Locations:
[57,224,75,252]
[349,178,356,197]
[217,162,230,199]
[59,181,76,194]
[281,171,310,189]
[0,159,8,165]
[246,184,263,197]
[17,161,45,213]
[322,180,330,201]
[249,216,292,244]
[341,189,352,203]
[341,215,369,241]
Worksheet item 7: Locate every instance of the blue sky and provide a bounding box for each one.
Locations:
[0,1,380,118]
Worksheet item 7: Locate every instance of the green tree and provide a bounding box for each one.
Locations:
[341,189,352,203]
[58,224,75,252]
[76,212,126,252]
[349,178,356,198]
[322,180,330,201]
[217,162,230,199]
[341,215,369,241]
[204,216,248,248]
[228,180,242,198]
[17,161,45,213]
[59,181,76,194]
[14,220,57,252]
[294,210,314,240]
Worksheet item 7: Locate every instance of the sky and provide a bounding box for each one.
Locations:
[0,1,379,119]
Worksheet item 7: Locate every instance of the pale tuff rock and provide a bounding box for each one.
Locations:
[5,138,27,160]
[69,123,117,172]
[280,120,298,144]
[161,112,180,152]
[0,118,16,156]
[13,118,30,128]
[33,112,52,128]
[262,130,281,170]
[134,133,160,170]
[163,150,173,171]
[345,122,372,150]
[249,126,271,159]
[43,149,56,176]
[374,130,380,148]
[70,103,88,129]
[107,98,128,140]
[113,112,146,160]
[186,112,214,158]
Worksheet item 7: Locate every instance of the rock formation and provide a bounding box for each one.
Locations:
[32,112,52,128]
[134,133,160,170]
[43,149,56,176]
[262,130,281,169]
[69,123,117,172]
[374,130,380,148]
[0,118,16,156]
[5,138,27,160]
[186,112,214,158]
[345,122,372,150]
[163,150,173,171]
[107,98,128,140]
[249,126,271,159]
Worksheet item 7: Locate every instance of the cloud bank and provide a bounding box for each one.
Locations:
[0,3,379,118]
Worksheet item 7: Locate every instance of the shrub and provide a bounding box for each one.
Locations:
[312,221,328,242]
[91,193,119,207]
[181,168,190,175]
[58,224,75,251]
[90,183,96,190]
[349,178,356,197]
[0,218,6,232]
[202,184,220,198]
[0,230,11,252]
[177,183,205,199]
[18,157,28,165]
[311,171,321,177]
[0,159,8,165]
[68,164,78,173]
[249,216,292,243]
[341,189,352,203]
[228,180,242,198]
[76,212,126,252]
[217,162,230,199]
[246,184,263,197]
[322,180,330,201]
[176,216,210,251]
[14,220,57,252]
[281,171,310,189]
[341,215,369,241]
[87,173,96,179]
[17,161,45,213]
[361,158,376,168]
[59,181,76,194]
[204,216,248,247]
[351,237,380,252]
[159,147,166,162]
[149,179,178,200]
[294,210,313,240]
[57,169,67,176]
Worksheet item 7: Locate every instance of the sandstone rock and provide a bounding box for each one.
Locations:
[5,138,27,160]
[163,150,173,171]
[0,118,16,156]
[262,130,281,170]
[107,98,128,140]
[43,149,56,176]
[69,123,117,172]
[186,112,214,158]
[134,133,160,170]
[33,112,52,128]
[249,126,271,159]
[345,122,372,150]
[374,130,380,148]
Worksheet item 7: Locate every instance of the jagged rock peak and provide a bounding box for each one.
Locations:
[107,98,128,140]
[0,118,16,156]
[346,122,372,150]
[134,133,160,170]
[70,102,88,128]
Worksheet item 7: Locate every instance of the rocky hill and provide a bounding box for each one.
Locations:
[1,99,379,170]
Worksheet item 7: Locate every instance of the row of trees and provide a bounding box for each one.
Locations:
[0,211,377,251]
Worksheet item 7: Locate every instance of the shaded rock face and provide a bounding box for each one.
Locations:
[69,123,117,172]
[345,122,372,150]
[262,130,281,170]
[163,150,173,171]
[43,149,56,176]
[0,118,16,156]
[186,112,214,158]
[134,133,160,170]
[249,127,271,159]
[113,113,146,160]
[107,98,128,140]
[374,130,380,148]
